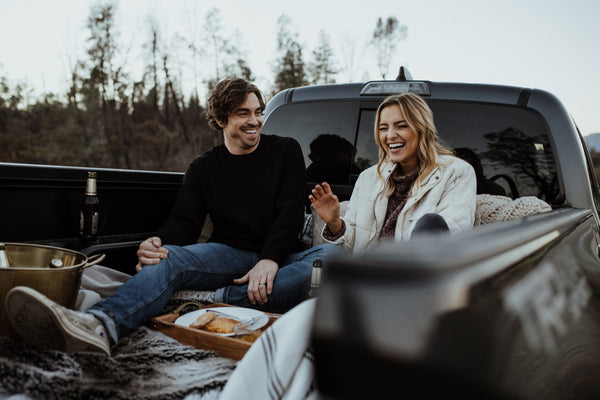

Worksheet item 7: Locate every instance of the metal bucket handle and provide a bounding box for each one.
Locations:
[83,253,106,269]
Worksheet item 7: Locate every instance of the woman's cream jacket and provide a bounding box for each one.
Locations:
[324,155,477,253]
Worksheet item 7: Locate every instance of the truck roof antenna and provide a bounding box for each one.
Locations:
[395,66,413,81]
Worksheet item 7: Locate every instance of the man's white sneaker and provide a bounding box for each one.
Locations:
[6,286,111,356]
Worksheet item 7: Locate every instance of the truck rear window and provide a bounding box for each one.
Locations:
[263,99,559,203]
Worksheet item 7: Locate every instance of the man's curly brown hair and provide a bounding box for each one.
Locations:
[206,77,265,131]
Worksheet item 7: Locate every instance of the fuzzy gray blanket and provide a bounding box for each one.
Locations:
[0,326,237,400]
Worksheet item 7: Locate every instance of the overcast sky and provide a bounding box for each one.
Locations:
[1,0,599,136]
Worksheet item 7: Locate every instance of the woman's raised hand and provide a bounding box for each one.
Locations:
[309,182,343,234]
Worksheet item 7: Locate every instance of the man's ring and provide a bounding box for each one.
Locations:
[259,282,266,285]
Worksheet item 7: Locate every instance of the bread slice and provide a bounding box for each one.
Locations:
[204,317,239,334]
[190,311,218,329]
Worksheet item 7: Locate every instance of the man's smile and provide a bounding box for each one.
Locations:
[242,126,259,135]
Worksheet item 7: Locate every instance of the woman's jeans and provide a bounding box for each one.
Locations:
[88,242,341,343]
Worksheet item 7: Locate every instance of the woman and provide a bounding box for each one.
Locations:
[309,92,476,253]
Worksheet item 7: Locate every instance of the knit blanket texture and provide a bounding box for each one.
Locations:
[475,194,552,225]
[0,326,236,400]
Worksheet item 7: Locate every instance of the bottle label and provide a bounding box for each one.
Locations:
[80,211,99,235]
[91,212,99,234]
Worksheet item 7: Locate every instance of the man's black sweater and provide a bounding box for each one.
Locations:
[157,134,306,265]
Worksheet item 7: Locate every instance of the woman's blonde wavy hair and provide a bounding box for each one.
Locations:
[374,92,454,196]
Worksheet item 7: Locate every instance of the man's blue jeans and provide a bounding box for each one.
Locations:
[88,242,341,343]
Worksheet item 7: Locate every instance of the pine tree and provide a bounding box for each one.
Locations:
[273,15,309,94]
[308,30,338,85]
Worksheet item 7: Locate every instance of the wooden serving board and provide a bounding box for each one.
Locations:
[150,303,278,360]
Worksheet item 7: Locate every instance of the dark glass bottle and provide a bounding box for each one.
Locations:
[309,258,323,298]
[79,172,100,242]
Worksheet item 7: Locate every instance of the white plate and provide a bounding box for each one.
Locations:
[174,307,269,336]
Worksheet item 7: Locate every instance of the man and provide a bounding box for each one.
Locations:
[6,77,340,356]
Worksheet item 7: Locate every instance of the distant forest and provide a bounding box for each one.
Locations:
[0,2,406,172]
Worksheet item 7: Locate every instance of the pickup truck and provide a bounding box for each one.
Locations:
[262,68,600,399]
[1,68,600,399]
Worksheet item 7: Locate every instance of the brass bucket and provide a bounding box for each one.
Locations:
[0,243,105,337]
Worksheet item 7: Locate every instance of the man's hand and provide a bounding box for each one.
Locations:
[135,236,169,273]
[233,259,278,305]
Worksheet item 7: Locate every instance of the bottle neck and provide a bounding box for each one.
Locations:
[85,178,97,196]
